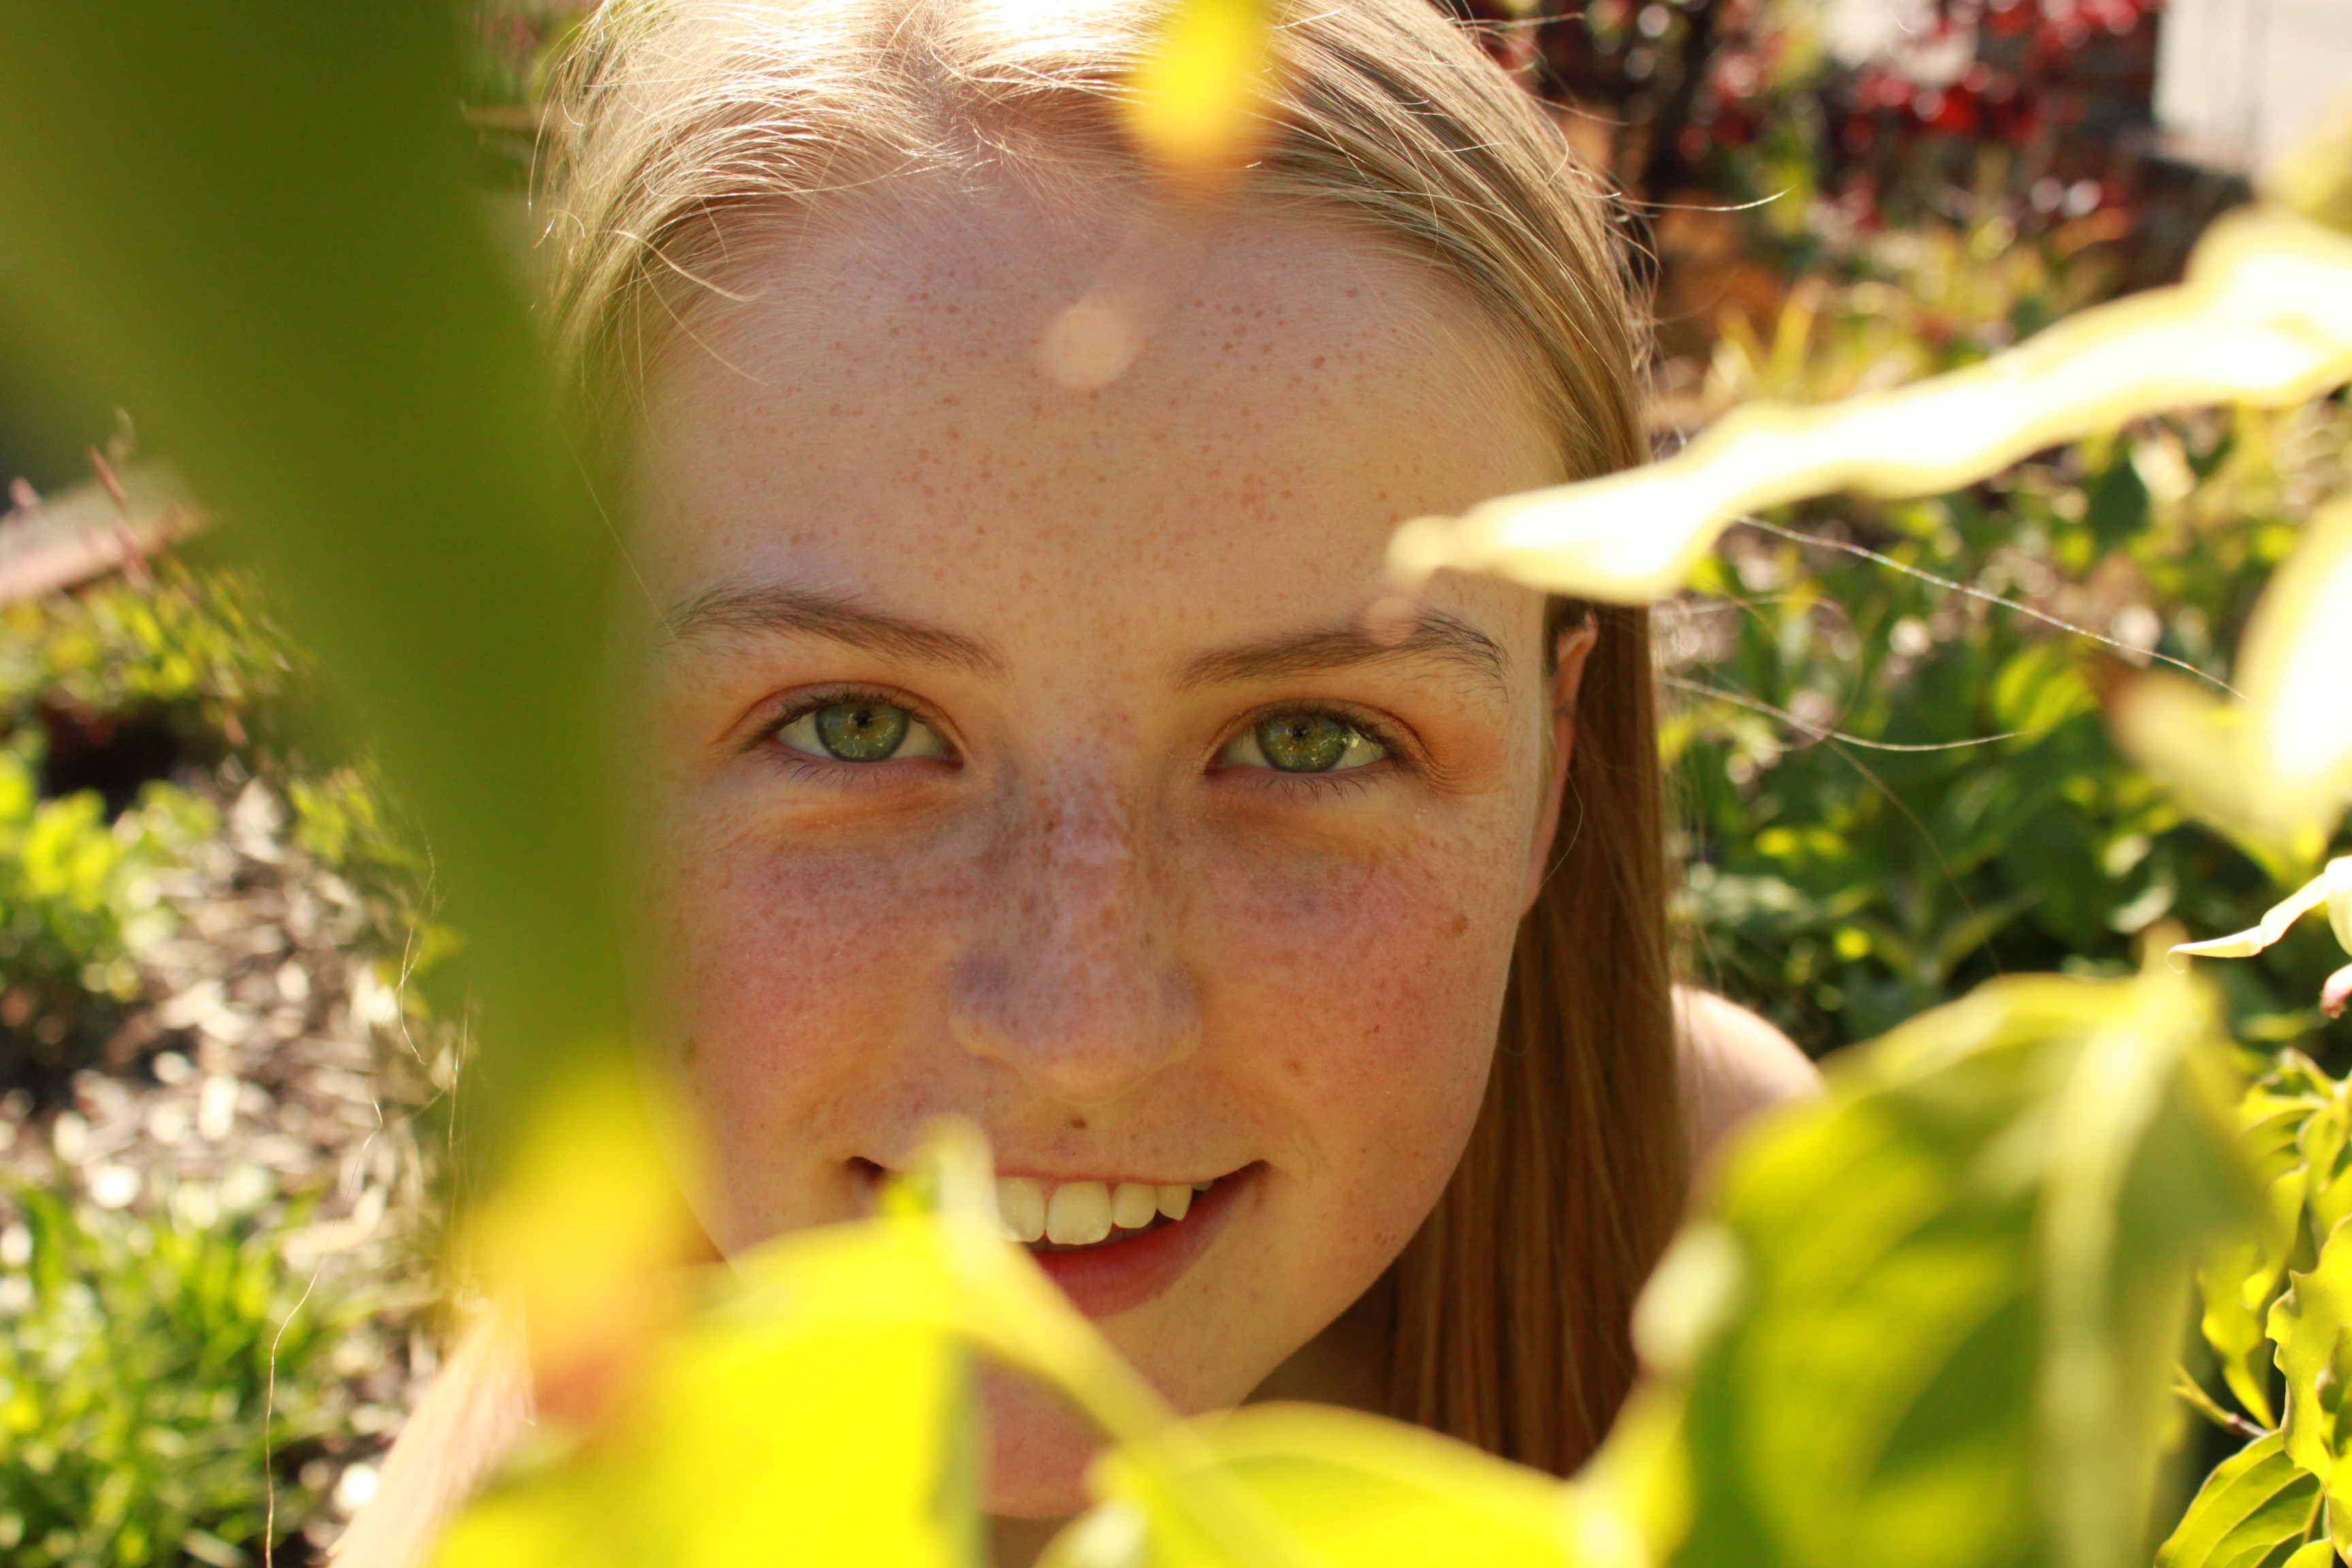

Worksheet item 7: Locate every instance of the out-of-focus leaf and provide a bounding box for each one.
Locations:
[455,1066,701,1428]
[435,1123,1314,1568]
[1672,966,2255,1568]
[2264,87,2352,236]
[434,1218,981,1568]
[2154,1433,2320,1568]
[0,1,625,1166]
[2119,499,2352,868]
[1052,1405,1575,1568]
[1387,208,2352,604]
[1122,0,1274,182]
[2267,1218,2352,1557]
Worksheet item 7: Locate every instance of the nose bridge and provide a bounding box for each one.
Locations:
[949,764,1200,1105]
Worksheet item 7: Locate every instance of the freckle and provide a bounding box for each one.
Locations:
[1068,1115,1088,1131]
[1450,913,1470,936]
[1312,356,1326,369]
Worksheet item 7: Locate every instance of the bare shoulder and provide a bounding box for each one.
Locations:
[1674,985,1823,1170]
[330,1307,532,1568]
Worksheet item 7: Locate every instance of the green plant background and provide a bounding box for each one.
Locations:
[0,1,2345,1564]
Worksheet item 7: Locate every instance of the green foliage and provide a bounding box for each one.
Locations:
[1674,392,2348,1050]
[0,749,216,1079]
[0,561,295,743]
[0,1177,361,1568]
[1674,967,2252,1568]
[2155,1435,2318,1568]
[2171,1047,2352,1567]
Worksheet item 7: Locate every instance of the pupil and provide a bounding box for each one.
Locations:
[815,701,909,762]
[1257,713,1350,773]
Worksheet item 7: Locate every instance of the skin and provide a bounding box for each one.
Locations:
[629,176,1595,1522]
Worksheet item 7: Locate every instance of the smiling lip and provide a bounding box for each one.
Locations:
[851,1157,1257,1320]
[1030,1164,1256,1318]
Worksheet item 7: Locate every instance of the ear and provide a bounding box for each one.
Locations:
[1522,615,1600,913]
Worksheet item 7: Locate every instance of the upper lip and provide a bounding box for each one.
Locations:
[856,1157,1243,1186]
[994,1168,1222,1186]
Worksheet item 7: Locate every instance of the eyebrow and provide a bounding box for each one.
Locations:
[1178,608,1510,694]
[663,582,1006,674]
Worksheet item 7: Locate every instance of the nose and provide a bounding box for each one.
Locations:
[947,777,1201,1106]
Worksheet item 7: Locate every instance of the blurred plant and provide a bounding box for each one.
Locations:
[0,1175,365,1568]
[0,563,295,764]
[0,751,217,1091]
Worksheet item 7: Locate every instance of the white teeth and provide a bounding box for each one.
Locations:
[1045,1180,1112,1245]
[1111,1181,1158,1230]
[990,1173,1219,1245]
[996,1177,1046,1243]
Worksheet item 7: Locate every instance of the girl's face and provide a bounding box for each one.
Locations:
[632,184,1573,1516]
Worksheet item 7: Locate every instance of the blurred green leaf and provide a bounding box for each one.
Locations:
[1675,967,2255,1568]
[1060,1404,1578,1568]
[0,0,623,1162]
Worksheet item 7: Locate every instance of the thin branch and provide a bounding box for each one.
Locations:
[2172,1367,2270,1443]
[1737,516,2254,706]
[1665,673,2027,751]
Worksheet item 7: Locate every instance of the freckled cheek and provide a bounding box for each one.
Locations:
[1195,836,1521,1229]
[648,820,977,1132]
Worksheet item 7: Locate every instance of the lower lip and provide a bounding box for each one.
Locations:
[1032,1165,1256,1320]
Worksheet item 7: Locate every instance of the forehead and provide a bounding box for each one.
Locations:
[632,182,1559,644]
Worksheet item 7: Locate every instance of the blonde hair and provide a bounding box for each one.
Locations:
[542,0,1682,1476]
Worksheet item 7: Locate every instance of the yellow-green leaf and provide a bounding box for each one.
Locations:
[2267,1217,2352,1490]
[2173,862,2351,962]
[1388,208,2352,605]
[1673,968,2255,1568]
[2119,497,2352,869]
[2155,1433,2321,1568]
[434,1220,981,1568]
[1051,1404,1575,1568]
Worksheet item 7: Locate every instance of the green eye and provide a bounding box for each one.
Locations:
[1219,711,1388,774]
[777,698,949,763]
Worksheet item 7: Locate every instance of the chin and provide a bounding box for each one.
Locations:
[979,1364,1107,1519]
